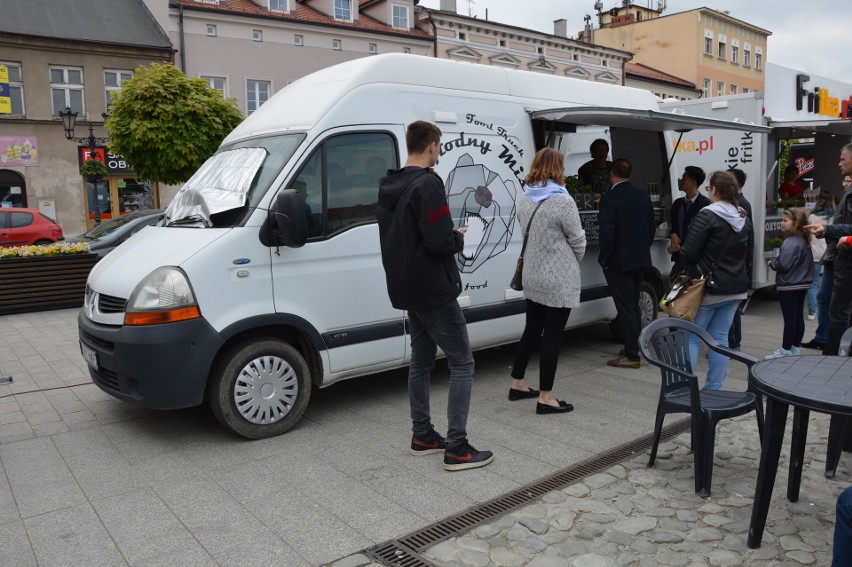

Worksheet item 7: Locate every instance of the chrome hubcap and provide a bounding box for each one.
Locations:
[234,355,298,424]
[639,289,655,327]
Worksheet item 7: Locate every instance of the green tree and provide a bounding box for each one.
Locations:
[106,62,244,185]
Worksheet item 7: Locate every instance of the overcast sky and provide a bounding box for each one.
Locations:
[417,0,852,80]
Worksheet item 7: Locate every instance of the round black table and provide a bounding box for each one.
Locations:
[747,355,852,548]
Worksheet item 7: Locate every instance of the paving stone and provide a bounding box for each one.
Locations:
[647,530,684,543]
[331,554,373,567]
[519,517,549,535]
[571,554,613,567]
[707,549,744,566]
[474,524,501,539]
[490,548,525,566]
[784,550,816,564]
[457,549,489,566]
[655,550,691,566]
[551,512,577,531]
[611,517,656,535]
[542,491,567,504]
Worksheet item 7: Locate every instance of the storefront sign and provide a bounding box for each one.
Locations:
[765,63,852,121]
[0,136,38,166]
[77,147,133,174]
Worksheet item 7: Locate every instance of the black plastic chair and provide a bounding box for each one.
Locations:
[826,327,852,478]
[639,318,765,497]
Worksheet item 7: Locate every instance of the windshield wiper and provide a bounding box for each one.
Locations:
[166,215,206,227]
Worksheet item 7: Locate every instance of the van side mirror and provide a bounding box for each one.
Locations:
[259,189,308,248]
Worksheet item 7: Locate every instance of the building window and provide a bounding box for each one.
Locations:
[1,62,25,116]
[104,69,132,108]
[294,34,303,46]
[702,78,710,98]
[206,24,217,36]
[252,29,262,42]
[716,80,724,97]
[499,39,506,47]
[202,76,226,97]
[392,5,409,29]
[332,38,342,51]
[704,36,712,55]
[743,48,751,67]
[49,66,84,116]
[369,43,377,54]
[572,53,579,61]
[755,52,762,70]
[731,45,738,64]
[246,80,270,115]
[743,86,750,93]
[730,84,737,95]
[269,0,287,11]
[537,46,544,55]
[403,47,411,54]
[458,32,466,40]
[602,59,608,67]
[334,0,351,21]
[718,39,726,59]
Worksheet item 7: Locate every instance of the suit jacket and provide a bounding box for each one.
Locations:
[670,193,711,261]
[597,181,656,272]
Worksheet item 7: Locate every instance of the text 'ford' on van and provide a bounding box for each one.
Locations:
[78,54,766,438]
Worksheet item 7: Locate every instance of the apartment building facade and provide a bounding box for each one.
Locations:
[418,0,631,85]
[587,5,770,98]
[144,0,434,117]
[0,0,173,235]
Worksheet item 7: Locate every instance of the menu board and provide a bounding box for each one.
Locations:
[579,211,599,242]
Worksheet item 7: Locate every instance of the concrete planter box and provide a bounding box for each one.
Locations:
[0,254,99,315]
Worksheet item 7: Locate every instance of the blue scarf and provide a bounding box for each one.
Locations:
[525,180,568,203]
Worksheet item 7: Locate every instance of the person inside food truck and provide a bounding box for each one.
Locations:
[779,165,804,200]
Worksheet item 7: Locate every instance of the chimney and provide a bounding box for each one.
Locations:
[554,19,568,38]
[440,0,457,13]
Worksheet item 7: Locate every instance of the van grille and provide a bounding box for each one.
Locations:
[98,294,127,313]
[91,367,120,392]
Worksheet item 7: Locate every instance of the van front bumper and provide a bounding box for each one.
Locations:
[77,311,225,410]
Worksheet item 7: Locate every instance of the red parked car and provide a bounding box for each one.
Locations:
[0,207,64,247]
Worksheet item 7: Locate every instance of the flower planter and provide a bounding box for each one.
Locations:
[0,254,99,315]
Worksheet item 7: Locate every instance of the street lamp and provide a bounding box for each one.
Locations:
[59,107,110,225]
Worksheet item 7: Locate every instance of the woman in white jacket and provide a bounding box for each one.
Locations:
[508,148,586,414]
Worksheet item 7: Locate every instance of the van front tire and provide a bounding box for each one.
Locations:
[210,339,311,439]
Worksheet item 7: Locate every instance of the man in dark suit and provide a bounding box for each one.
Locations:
[598,158,656,368]
[669,166,710,280]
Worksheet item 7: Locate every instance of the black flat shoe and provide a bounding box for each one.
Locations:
[508,387,539,401]
[801,340,825,350]
[536,400,574,414]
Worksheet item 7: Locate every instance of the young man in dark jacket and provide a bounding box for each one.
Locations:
[377,121,493,471]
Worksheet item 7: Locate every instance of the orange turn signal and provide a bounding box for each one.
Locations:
[124,306,201,326]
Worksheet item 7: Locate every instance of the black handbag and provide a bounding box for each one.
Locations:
[510,200,544,291]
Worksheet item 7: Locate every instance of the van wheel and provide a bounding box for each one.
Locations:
[639,281,659,328]
[209,339,311,439]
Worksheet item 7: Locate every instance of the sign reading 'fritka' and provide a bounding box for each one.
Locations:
[0,65,11,114]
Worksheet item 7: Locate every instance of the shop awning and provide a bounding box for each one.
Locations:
[529,107,771,133]
[768,118,852,138]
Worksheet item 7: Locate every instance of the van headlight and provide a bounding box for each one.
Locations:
[124,266,201,326]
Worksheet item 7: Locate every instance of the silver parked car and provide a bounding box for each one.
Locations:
[66,209,164,258]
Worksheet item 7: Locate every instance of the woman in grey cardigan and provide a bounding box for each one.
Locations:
[509,148,587,414]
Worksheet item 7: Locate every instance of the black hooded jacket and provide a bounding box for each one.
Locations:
[377,166,463,311]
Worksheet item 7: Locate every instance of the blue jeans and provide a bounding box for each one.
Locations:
[408,300,474,444]
[815,262,834,344]
[689,299,740,391]
[807,262,821,315]
[833,486,852,566]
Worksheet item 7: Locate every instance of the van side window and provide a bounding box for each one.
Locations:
[289,132,397,238]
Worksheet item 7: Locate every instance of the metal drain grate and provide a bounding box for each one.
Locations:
[367,417,691,566]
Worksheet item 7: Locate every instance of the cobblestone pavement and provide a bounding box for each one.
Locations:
[332,411,847,567]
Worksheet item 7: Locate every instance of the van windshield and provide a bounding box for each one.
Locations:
[165,134,303,227]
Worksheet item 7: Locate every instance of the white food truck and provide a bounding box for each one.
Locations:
[78,54,766,438]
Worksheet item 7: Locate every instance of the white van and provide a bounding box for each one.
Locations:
[78,54,765,438]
